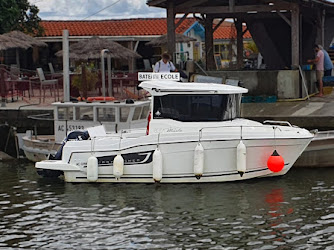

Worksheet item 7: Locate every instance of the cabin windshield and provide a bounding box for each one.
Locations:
[153,94,241,122]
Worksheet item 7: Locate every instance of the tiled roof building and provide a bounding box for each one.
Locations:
[40,18,197,38]
[39,18,251,40]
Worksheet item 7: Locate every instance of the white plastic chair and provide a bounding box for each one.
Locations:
[48,63,55,74]
[48,63,63,79]
[36,68,59,102]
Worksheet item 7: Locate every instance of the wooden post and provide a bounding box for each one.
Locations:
[315,9,325,48]
[299,12,303,65]
[15,49,20,69]
[81,64,87,99]
[291,6,300,69]
[235,19,243,69]
[205,15,215,70]
[167,1,176,61]
[128,41,135,73]
[321,9,325,47]
[62,30,70,102]
[229,0,235,12]
[0,65,6,107]
[107,54,112,96]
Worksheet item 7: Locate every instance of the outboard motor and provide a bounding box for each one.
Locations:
[39,130,90,178]
[50,130,90,160]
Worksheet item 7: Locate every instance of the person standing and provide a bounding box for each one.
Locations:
[154,53,176,73]
[307,44,324,97]
[320,45,333,76]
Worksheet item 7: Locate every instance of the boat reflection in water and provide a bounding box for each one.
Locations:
[1,160,333,249]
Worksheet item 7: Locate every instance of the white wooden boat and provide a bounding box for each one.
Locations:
[35,81,313,183]
[294,130,334,167]
[22,99,150,162]
[22,133,61,162]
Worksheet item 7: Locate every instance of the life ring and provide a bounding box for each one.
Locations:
[86,96,116,102]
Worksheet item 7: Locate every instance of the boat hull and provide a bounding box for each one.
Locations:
[294,131,334,167]
[36,135,312,183]
[22,136,62,162]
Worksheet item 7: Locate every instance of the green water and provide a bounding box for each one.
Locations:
[0,160,333,249]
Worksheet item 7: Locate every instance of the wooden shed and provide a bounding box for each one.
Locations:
[147,0,334,99]
[147,0,334,70]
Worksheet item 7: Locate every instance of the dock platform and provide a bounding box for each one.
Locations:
[242,92,334,130]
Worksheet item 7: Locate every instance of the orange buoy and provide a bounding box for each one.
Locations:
[77,96,86,101]
[267,150,284,172]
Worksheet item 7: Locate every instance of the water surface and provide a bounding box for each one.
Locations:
[0,161,333,249]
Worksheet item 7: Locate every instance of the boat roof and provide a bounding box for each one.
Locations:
[52,99,150,107]
[139,80,248,94]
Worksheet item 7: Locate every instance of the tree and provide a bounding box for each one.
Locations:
[0,0,43,35]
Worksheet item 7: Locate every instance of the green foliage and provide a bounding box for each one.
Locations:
[0,0,44,35]
[72,63,98,92]
[245,41,259,54]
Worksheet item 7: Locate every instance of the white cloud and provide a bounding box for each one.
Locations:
[29,0,165,20]
[31,0,334,21]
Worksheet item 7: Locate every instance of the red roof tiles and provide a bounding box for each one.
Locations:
[214,23,252,40]
[40,18,252,40]
[40,18,197,37]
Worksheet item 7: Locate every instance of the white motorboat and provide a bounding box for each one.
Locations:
[23,99,150,162]
[35,80,314,183]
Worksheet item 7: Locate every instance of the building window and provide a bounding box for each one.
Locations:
[214,44,229,60]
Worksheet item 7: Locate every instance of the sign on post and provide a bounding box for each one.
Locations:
[138,72,180,81]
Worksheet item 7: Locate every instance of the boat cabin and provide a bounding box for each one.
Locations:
[53,100,150,142]
[153,94,242,122]
[140,81,248,133]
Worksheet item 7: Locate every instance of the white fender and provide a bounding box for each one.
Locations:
[113,154,124,180]
[87,156,98,182]
[237,140,247,177]
[153,148,163,182]
[194,143,204,179]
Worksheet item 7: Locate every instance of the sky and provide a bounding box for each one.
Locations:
[30,0,166,20]
[30,0,334,21]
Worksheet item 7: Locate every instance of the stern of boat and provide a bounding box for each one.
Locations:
[35,160,80,178]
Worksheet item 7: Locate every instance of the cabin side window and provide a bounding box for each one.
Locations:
[132,107,142,121]
[75,107,93,121]
[140,105,150,120]
[153,94,241,122]
[97,107,116,122]
[120,107,130,122]
[57,107,73,120]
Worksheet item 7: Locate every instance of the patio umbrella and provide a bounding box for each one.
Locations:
[4,31,47,47]
[55,37,141,98]
[0,34,31,51]
[146,33,196,46]
[0,34,32,68]
[1,31,47,68]
[55,37,141,60]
